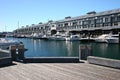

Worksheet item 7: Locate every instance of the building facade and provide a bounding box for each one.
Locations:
[13,8,120,36]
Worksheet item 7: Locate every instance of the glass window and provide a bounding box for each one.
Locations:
[117,16,120,21]
[112,17,117,21]
[105,18,109,22]
[64,23,68,26]
[114,22,118,26]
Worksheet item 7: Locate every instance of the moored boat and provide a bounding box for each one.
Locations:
[0,38,23,49]
[95,34,109,43]
[47,34,65,41]
[106,34,119,44]
[30,33,43,39]
[65,35,80,41]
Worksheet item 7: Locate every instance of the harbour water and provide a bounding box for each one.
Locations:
[11,38,120,60]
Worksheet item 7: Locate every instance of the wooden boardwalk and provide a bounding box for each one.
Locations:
[0,61,120,80]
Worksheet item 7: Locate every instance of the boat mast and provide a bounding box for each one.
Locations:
[18,21,19,29]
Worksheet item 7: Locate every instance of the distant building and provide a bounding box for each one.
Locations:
[0,32,7,37]
[13,8,120,36]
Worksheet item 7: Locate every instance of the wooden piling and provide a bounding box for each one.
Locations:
[9,45,16,61]
[79,45,92,60]
[18,44,24,60]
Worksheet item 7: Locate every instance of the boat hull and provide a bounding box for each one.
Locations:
[95,39,107,43]
[0,38,22,49]
[107,38,119,43]
[47,36,65,41]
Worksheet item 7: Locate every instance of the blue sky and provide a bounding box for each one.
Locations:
[0,0,120,32]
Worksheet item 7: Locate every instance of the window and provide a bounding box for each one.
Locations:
[64,23,68,26]
[113,22,118,26]
[96,24,100,27]
[90,24,94,27]
[79,21,81,24]
[96,19,100,23]
[117,16,120,21]
[96,18,103,23]
[61,24,63,27]
[105,18,109,22]
[83,25,87,28]
[112,17,117,21]
[72,22,77,26]
[58,24,60,27]
[104,23,110,26]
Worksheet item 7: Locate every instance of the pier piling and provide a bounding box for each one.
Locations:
[9,45,16,61]
[9,45,25,61]
[18,44,24,60]
[79,45,92,60]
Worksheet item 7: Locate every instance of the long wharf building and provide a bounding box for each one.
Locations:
[14,8,120,36]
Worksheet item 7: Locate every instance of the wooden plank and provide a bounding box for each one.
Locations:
[0,62,120,80]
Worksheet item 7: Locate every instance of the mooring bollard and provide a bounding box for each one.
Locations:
[18,44,24,60]
[9,45,16,61]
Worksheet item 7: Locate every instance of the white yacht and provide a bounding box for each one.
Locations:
[47,34,65,41]
[95,34,109,43]
[106,34,119,44]
[31,33,43,39]
[65,35,80,41]
[0,38,22,49]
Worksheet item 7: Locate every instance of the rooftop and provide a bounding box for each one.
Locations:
[56,8,120,23]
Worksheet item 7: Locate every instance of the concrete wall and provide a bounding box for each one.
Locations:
[24,57,79,63]
[87,56,120,69]
[0,58,12,66]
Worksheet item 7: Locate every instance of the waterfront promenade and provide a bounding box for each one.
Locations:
[0,61,120,80]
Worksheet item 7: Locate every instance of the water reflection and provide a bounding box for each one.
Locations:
[65,41,73,56]
[32,39,37,51]
[92,43,120,60]
[93,43,108,55]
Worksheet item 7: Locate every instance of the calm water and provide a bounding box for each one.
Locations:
[11,38,120,60]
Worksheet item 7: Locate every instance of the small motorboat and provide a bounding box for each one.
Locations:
[65,35,80,41]
[0,38,23,49]
[95,34,109,43]
[106,34,119,44]
[47,34,65,41]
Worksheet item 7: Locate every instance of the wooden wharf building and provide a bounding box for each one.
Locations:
[14,8,120,36]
